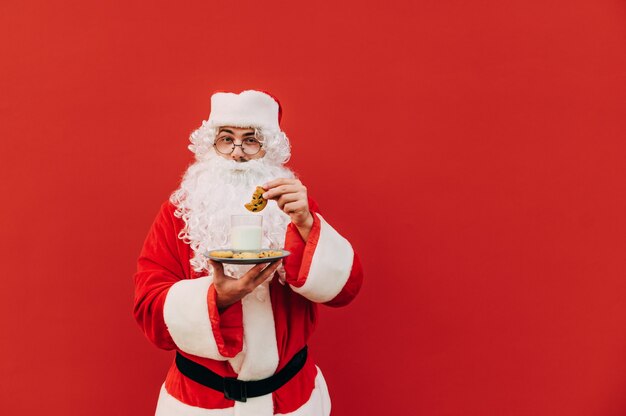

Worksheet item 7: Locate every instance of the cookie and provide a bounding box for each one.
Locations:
[233,252,259,259]
[244,186,268,213]
[258,250,283,258]
[209,250,234,258]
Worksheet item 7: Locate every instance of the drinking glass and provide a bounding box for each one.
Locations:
[230,215,263,250]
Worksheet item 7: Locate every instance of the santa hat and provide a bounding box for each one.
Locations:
[207,90,282,131]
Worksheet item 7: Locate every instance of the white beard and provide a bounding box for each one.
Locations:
[170,153,295,277]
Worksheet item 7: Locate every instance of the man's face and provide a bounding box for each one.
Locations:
[214,126,266,162]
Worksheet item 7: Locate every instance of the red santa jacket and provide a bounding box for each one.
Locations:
[133,200,363,416]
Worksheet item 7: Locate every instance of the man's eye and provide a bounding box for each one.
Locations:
[244,138,258,144]
[220,137,234,143]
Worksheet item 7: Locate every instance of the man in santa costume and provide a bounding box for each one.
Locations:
[134,90,363,416]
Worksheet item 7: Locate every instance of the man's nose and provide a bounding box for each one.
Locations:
[230,145,246,160]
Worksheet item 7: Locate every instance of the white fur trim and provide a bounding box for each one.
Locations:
[227,281,280,416]
[153,367,330,416]
[233,394,273,416]
[208,90,280,131]
[163,277,228,360]
[155,384,234,416]
[231,281,280,380]
[291,214,354,303]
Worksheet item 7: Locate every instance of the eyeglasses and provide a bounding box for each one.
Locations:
[214,136,264,155]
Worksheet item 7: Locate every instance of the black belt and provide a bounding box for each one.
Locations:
[175,346,308,403]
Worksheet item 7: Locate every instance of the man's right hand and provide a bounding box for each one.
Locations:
[209,260,281,310]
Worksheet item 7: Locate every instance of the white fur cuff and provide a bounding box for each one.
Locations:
[291,214,354,303]
[163,277,227,360]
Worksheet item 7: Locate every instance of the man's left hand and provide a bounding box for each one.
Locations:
[263,178,314,240]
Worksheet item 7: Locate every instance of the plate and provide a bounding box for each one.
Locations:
[206,248,291,265]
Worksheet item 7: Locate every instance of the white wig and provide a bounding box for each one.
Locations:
[188,121,291,165]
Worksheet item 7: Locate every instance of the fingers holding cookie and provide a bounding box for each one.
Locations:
[262,179,306,201]
[274,191,303,212]
[262,178,311,228]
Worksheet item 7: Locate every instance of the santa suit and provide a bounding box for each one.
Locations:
[134,199,363,416]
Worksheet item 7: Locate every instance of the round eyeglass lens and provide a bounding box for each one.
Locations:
[215,138,234,154]
[241,139,261,155]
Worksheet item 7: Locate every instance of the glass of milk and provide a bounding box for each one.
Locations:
[230,215,263,250]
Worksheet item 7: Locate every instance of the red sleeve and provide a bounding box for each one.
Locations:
[133,201,243,357]
[133,201,181,350]
[283,197,363,307]
[207,285,244,357]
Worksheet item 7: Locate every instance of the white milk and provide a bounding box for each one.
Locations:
[231,225,263,250]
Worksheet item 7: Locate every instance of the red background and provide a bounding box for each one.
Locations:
[1,1,626,415]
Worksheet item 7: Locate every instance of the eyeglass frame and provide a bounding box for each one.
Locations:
[213,135,264,155]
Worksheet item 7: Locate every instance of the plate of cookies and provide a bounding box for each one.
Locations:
[207,249,291,264]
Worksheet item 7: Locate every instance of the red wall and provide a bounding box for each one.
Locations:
[1,1,626,415]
